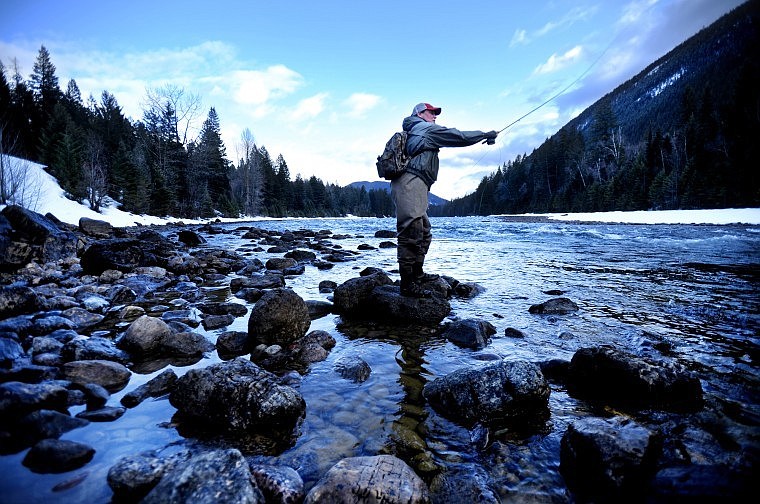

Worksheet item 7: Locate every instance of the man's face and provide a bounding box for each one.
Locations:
[418,109,438,123]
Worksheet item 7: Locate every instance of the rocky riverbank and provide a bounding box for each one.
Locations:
[1,204,754,502]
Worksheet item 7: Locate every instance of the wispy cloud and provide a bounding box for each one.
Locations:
[533,45,584,74]
[510,5,598,47]
[343,93,381,117]
[293,92,328,119]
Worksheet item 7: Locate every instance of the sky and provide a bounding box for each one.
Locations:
[5,155,759,226]
[0,0,748,200]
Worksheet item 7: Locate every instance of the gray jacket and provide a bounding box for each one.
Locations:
[402,115,491,188]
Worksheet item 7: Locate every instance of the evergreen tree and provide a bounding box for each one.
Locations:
[196,108,231,212]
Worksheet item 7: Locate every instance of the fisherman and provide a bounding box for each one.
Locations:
[393,103,497,297]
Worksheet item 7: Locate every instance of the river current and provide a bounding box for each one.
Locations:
[1,216,758,502]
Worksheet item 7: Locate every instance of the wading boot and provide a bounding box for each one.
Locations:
[413,262,439,283]
[400,271,432,298]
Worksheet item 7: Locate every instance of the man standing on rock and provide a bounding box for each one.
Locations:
[393,102,497,297]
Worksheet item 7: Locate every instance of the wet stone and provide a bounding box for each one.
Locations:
[22,438,95,474]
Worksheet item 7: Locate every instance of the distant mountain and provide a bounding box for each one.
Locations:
[347,181,448,206]
[432,0,760,216]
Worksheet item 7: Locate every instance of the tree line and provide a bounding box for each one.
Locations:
[0,46,395,219]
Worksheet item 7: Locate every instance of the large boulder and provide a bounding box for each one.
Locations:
[247,288,311,346]
[333,271,393,314]
[0,205,78,267]
[1,205,61,244]
[560,416,661,501]
[567,346,703,411]
[423,360,550,427]
[80,238,146,275]
[333,272,450,325]
[304,455,430,504]
[370,285,451,325]
[169,357,305,433]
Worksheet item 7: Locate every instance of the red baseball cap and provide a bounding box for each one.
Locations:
[412,102,442,116]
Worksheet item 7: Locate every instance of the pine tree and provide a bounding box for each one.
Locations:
[195,107,233,216]
[29,46,60,116]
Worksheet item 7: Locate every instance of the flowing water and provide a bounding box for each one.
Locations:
[1,216,758,502]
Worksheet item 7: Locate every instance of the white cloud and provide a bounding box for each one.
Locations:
[293,92,328,119]
[533,45,584,75]
[343,93,381,117]
[229,65,303,106]
[509,29,528,47]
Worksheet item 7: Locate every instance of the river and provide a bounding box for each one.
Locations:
[1,216,758,502]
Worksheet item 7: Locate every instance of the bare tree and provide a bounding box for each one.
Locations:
[142,84,202,145]
[234,128,263,216]
[0,125,43,210]
[82,132,107,212]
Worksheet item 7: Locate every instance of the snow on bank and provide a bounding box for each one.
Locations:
[541,208,760,225]
[3,155,759,227]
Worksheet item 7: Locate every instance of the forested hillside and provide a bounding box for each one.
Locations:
[0,51,394,219]
[432,0,759,217]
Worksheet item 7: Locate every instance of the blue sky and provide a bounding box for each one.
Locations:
[0,0,746,200]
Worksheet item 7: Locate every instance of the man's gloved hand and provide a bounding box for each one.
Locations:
[484,130,498,145]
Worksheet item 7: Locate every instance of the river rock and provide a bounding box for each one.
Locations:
[1,336,24,367]
[141,449,264,504]
[3,409,90,454]
[441,319,496,349]
[62,359,131,392]
[529,296,579,314]
[0,381,69,418]
[332,271,394,314]
[216,330,250,359]
[423,360,550,427]
[22,438,95,473]
[121,369,178,407]
[76,405,126,421]
[231,273,285,291]
[333,272,451,325]
[61,335,130,364]
[118,315,172,355]
[285,249,316,262]
[560,416,661,500]
[567,345,703,411]
[249,464,305,504]
[169,357,305,433]
[266,257,297,271]
[107,449,192,501]
[0,285,44,319]
[334,355,371,383]
[79,217,113,238]
[304,300,330,321]
[80,238,146,275]
[304,454,430,504]
[247,288,311,346]
[177,229,206,246]
[1,205,78,264]
[429,464,500,504]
